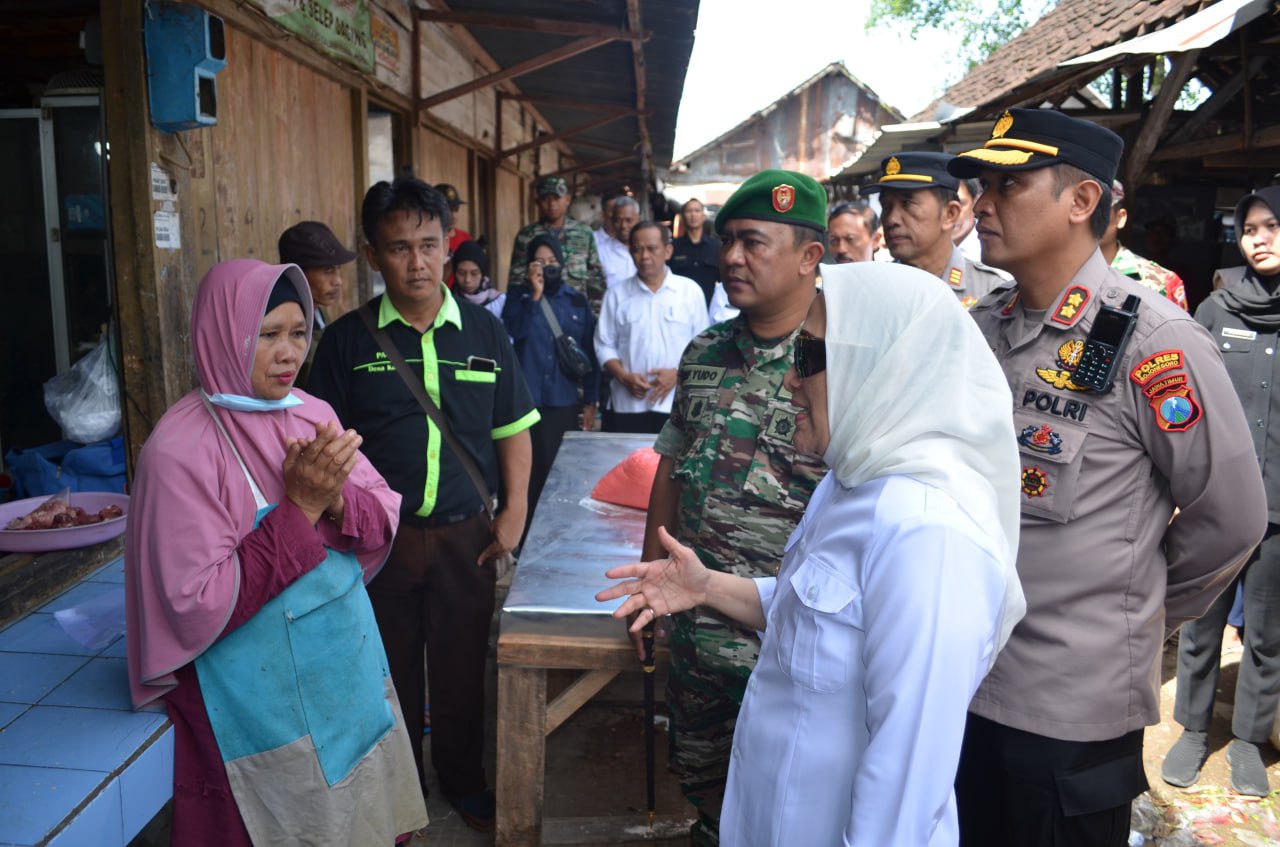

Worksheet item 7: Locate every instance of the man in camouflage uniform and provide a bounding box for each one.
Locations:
[1101,180,1188,310]
[641,169,828,845]
[508,175,606,311]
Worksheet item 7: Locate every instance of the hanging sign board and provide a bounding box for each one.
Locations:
[260,0,375,74]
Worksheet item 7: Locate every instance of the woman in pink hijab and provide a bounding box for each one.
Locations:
[124,259,427,846]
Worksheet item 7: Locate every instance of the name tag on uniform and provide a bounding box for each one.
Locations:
[1222,327,1257,341]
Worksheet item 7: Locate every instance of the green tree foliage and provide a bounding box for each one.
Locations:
[867,0,1058,68]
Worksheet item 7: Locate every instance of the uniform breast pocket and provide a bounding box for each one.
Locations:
[773,555,860,693]
[744,398,824,511]
[1013,403,1088,523]
[451,365,499,417]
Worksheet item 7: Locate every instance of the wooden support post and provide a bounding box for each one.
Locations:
[545,669,619,736]
[1124,50,1199,191]
[497,666,547,846]
[351,87,371,303]
[626,0,652,208]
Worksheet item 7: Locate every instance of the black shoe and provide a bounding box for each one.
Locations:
[446,788,496,832]
[1227,739,1271,797]
[1162,729,1209,787]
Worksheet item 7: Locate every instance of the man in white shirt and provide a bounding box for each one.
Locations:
[596,196,639,289]
[596,221,709,433]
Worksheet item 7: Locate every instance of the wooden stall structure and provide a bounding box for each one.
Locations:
[666,61,903,206]
[827,0,1280,306]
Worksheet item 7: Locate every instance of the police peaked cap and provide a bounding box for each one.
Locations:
[715,169,827,235]
[862,152,961,194]
[948,108,1125,187]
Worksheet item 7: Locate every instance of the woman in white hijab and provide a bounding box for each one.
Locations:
[598,261,1025,846]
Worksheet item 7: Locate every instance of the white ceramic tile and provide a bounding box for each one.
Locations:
[0,653,88,704]
[0,764,108,846]
[41,658,132,711]
[47,775,122,847]
[118,727,173,840]
[0,705,168,771]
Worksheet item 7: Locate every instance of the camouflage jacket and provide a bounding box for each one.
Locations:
[507,217,606,309]
[654,316,826,580]
[1111,246,1188,311]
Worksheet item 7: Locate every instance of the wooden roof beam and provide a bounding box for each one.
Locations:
[418,34,619,110]
[498,111,641,159]
[1124,50,1200,189]
[502,93,637,114]
[415,9,648,42]
[549,153,638,177]
[1152,122,1280,161]
[1167,56,1269,145]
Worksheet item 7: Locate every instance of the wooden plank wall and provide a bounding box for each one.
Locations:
[494,166,528,287]
[200,26,358,305]
[415,127,471,232]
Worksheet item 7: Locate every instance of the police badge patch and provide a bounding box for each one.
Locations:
[1148,382,1202,432]
[1021,466,1049,498]
[1018,423,1063,455]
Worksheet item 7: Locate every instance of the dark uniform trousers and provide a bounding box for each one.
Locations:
[1175,523,1280,742]
[366,513,496,801]
[957,715,1146,847]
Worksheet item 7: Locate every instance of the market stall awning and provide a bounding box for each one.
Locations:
[1060,0,1272,66]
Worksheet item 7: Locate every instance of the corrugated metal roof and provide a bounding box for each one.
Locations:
[434,0,698,192]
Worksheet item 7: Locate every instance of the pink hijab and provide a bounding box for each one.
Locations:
[125,259,401,707]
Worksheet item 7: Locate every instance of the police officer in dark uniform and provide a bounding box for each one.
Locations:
[862,151,1005,308]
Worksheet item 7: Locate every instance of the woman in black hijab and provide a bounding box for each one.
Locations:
[1164,186,1280,797]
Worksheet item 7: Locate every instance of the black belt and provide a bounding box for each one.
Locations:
[402,506,487,530]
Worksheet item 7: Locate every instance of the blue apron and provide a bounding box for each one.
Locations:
[194,398,394,787]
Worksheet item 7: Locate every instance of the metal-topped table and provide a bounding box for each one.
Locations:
[496,432,669,845]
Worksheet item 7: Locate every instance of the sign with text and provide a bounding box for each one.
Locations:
[262,0,375,74]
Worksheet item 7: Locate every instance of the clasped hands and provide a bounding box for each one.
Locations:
[283,421,363,525]
[618,367,677,404]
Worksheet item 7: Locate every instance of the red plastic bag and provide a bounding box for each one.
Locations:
[591,448,661,510]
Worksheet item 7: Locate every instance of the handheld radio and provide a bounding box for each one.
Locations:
[1072,295,1141,393]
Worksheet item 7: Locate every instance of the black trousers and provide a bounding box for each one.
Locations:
[527,404,580,531]
[366,514,496,801]
[1175,522,1280,742]
[956,714,1146,847]
[603,410,668,434]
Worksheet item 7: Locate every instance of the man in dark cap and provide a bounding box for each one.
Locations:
[863,151,1005,308]
[507,175,606,311]
[640,169,827,845]
[948,107,1266,847]
[435,182,474,280]
[278,220,358,385]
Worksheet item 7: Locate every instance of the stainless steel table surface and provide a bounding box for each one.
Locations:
[501,431,654,641]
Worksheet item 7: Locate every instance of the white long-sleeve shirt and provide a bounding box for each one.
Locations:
[594,269,710,414]
[594,229,636,289]
[721,473,1008,847]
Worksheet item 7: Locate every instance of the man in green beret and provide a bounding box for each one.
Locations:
[638,169,828,845]
[508,175,606,311]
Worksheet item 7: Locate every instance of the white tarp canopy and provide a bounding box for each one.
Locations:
[1060,0,1273,66]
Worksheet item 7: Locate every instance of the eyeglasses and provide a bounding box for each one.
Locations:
[794,331,826,378]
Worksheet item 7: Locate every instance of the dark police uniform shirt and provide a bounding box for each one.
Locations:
[669,232,722,305]
[1194,269,1280,522]
[308,287,539,520]
[967,249,1265,743]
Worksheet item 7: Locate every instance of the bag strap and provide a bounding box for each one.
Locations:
[536,295,566,339]
[355,302,495,521]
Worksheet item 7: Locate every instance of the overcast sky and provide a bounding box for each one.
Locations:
[672,0,971,159]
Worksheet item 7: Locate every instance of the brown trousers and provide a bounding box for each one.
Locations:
[366,513,496,800]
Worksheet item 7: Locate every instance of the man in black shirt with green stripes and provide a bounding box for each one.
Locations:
[310,177,538,831]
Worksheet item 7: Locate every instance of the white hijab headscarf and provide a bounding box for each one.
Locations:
[818,262,1025,659]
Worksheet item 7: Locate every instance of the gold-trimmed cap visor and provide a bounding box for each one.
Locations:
[947,107,1123,184]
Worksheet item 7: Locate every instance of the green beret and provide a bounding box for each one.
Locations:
[714,169,827,235]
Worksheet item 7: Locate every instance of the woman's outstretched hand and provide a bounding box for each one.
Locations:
[595,526,710,633]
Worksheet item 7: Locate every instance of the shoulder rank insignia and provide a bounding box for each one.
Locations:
[947,267,963,289]
[1018,423,1063,455]
[1148,381,1202,433]
[886,156,901,176]
[1000,290,1020,317]
[1021,465,1049,498]
[1129,350,1183,387]
[1052,285,1090,325]
[992,111,1014,140]
[1036,339,1087,391]
[772,183,795,213]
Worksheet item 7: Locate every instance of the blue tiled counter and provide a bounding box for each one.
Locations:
[0,557,173,846]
